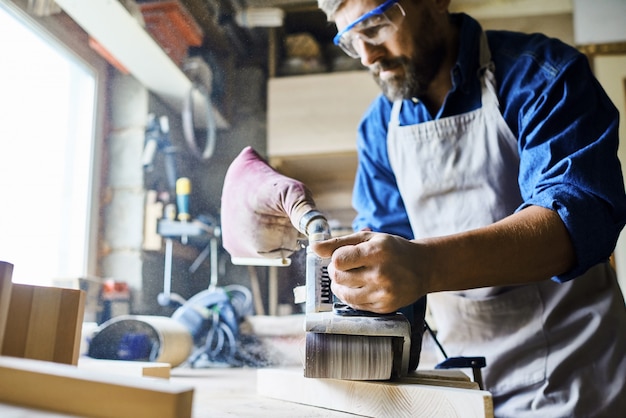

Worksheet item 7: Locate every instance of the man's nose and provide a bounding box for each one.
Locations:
[358,40,385,66]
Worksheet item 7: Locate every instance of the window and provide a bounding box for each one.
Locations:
[0,4,98,286]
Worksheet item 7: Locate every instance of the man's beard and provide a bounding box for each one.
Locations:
[370,47,446,102]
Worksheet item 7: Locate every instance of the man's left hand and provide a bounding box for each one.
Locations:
[311,231,427,313]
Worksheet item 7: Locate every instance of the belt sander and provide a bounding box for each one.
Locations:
[301,212,412,381]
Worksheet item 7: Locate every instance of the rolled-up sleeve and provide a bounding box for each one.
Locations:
[513,54,626,281]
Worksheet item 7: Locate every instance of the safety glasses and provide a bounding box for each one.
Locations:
[333,0,406,58]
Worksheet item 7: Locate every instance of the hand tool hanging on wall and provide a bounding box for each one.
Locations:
[143,114,211,307]
[182,56,216,161]
[221,146,412,380]
[157,178,221,308]
[142,114,178,202]
[176,177,191,223]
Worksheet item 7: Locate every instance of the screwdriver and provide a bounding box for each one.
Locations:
[176,177,191,222]
[176,177,191,244]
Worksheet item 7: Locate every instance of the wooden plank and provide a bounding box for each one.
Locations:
[257,368,494,418]
[78,358,171,379]
[0,356,194,418]
[450,0,571,19]
[54,287,85,365]
[2,284,85,365]
[405,369,476,385]
[2,284,33,359]
[0,262,13,349]
[26,285,63,361]
[268,71,379,157]
[0,402,77,417]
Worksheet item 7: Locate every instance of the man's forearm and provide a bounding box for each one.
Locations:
[419,205,576,293]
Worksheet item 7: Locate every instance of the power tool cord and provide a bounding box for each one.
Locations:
[176,284,273,368]
[424,320,448,359]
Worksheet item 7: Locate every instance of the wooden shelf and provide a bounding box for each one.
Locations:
[139,0,204,66]
[268,71,378,157]
[55,0,228,129]
[267,71,378,225]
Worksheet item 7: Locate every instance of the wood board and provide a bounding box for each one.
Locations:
[78,357,171,379]
[0,262,12,349]
[0,356,194,418]
[257,368,494,418]
[1,283,85,365]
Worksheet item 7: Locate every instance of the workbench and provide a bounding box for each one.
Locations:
[173,367,359,417]
[0,270,488,418]
[0,363,492,417]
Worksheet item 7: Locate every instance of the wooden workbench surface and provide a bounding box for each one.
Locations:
[0,366,356,417]
[0,361,489,417]
[172,367,357,417]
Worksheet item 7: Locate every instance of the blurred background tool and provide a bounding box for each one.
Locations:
[142,114,178,202]
[156,216,219,308]
[87,315,193,367]
[176,177,191,223]
[175,176,192,246]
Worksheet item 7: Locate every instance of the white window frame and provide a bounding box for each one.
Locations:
[0,0,108,282]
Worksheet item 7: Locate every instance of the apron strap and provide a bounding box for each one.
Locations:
[478,31,500,109]
[389,100,403,128]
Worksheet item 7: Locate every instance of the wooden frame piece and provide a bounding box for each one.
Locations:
[0,356,193,418]
[0,262,13,349]
[258,368,494,418]
[1,283,85,365]
[78,358,171,379]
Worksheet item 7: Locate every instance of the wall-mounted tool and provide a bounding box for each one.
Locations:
[182,56,217,161]
[142,114,178,201]
[156,217,220,307]
[176,177,191,223]
[175,177,192,245]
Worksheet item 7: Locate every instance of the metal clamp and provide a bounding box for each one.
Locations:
[435,356,486,390]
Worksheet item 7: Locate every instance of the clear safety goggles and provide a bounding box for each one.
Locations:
[333,0,406,59]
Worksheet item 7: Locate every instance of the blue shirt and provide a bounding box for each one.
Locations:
[352,13,626,281]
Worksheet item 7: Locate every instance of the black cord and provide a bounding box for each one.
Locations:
[424,320,448,359]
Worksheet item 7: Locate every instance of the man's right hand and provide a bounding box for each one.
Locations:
[220,146,319,260]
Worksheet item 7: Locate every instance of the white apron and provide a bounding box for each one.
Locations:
[386,33,626,417]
